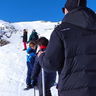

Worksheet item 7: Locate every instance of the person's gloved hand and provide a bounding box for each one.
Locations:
[37,51,45,57]
[27,41,29,44]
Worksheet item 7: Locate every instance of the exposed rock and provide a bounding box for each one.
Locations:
[0,39,10,46]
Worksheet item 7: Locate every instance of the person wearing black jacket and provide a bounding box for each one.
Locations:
[38,0,96,96]
[23,29,28,50]
[31,37,56,96]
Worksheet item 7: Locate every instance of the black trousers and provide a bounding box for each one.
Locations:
[39,88,52,96]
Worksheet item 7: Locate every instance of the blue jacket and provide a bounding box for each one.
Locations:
[26,47,36,64]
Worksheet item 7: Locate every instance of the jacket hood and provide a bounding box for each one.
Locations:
[63,7,96,30]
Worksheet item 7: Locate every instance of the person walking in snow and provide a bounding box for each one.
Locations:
[22,29,28,51]
[24,41,36,90]
[38,0,96,96]
[31,37,56,96]
[27,29,39,43]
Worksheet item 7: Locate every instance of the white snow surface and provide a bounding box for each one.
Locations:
[0,20,59,96]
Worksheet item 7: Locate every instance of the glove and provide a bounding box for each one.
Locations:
[31,79,37,87]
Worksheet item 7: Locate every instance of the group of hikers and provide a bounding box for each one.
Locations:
[22,29,38,51]
[22,29,56,96]
[22,0,96,96]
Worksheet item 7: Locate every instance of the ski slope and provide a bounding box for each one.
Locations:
[0,21,58,96]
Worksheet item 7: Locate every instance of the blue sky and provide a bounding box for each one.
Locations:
[0,0,96,22]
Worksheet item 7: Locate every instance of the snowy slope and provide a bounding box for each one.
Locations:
[0,20,58,96]
[12,21,58,39]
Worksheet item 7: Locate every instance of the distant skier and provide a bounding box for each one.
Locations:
[31,37,56,96]
[24,41,36,90]
[27,29,39,43]
[22,29,28,51]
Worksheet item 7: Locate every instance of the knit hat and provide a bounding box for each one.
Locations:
[64,0,87,11]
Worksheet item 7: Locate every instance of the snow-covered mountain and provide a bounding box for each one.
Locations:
[0,20,58,45]
[0,20,59,96]
[12,21,58,39]
[0,20,17,40]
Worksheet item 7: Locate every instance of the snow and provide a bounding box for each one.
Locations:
[12,21,57,39]
[0,20,7,24]
[0,20,59,96]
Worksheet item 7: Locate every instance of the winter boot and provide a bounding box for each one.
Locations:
[24,84,33,90]
[23,48,27,51]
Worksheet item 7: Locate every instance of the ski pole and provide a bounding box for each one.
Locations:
[42,68,45,96]
[34,87,36,96]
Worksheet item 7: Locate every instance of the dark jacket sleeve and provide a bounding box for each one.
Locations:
[39,27,64,72]
[28,33,32,43]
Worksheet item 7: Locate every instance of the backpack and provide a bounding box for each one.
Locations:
[31,31,38,40]
[28,31,39,43]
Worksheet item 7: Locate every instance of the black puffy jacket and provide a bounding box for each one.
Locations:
[39,7,96,96]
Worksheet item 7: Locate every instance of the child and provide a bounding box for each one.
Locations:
[31,37,56,96]
[24,41,36,90]
[22,29,28,51]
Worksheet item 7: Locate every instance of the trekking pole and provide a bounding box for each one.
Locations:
[41,68,45,96]
[34,87,36,96]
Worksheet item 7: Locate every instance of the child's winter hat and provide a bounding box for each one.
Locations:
[64,0,87,11]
